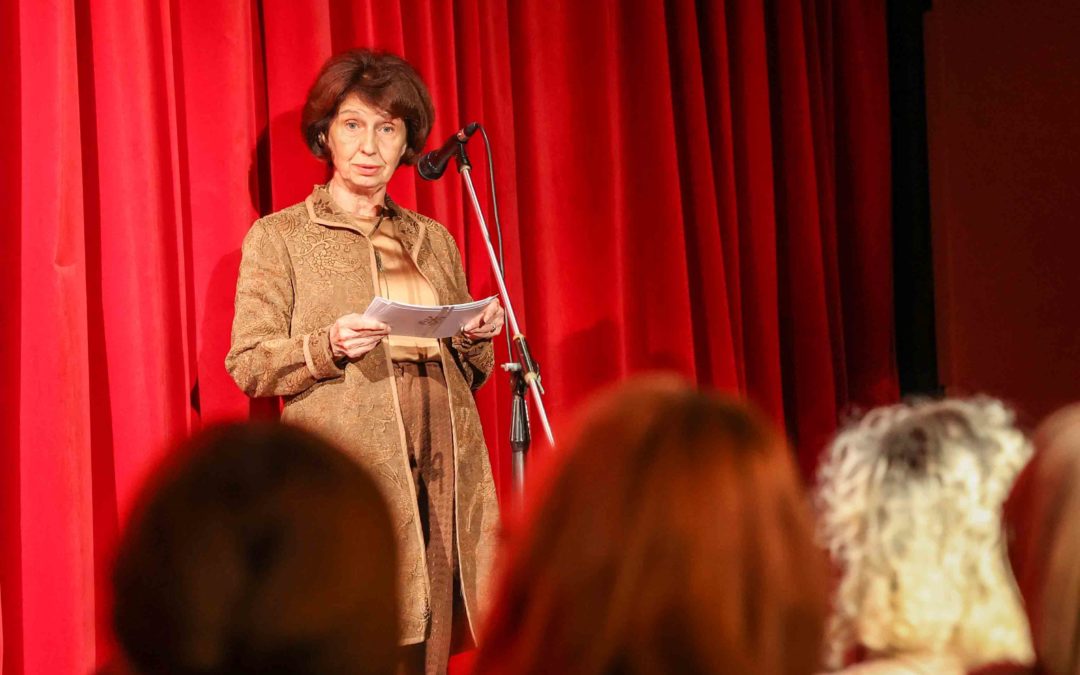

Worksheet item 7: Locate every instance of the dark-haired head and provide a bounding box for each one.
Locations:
[302,49,434,166]
[112,422,399,675]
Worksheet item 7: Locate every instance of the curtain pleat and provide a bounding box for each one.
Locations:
[12,1,97,673]
[1,0,897,672]
[0,0,21,669]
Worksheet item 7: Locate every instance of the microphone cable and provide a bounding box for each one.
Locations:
[475,123,514,359]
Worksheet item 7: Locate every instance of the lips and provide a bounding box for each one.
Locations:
[353,164,382,176]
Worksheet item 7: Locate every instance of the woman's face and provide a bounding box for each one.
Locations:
[325,94,408,195]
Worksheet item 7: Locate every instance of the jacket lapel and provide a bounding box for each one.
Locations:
[385,194,426,261]
[305,184,366,236]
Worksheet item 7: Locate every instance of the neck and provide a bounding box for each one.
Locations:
[328,174,386,218]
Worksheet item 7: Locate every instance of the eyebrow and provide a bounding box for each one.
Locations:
[338,108,397,123]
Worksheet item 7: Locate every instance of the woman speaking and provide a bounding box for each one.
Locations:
[226,49,503,675]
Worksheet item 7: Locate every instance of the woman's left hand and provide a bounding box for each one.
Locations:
[461,299,505,341]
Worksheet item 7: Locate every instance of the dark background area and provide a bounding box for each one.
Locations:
[889,0,1080,423]
[887,0,939,397]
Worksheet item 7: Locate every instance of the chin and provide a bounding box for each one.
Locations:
[347,177,387,192]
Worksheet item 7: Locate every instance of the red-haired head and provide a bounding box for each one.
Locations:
[475,376,827,675]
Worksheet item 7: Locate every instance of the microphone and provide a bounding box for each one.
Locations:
[417,122,480,180]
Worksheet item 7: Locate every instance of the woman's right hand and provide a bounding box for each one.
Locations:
[329,313,391,360]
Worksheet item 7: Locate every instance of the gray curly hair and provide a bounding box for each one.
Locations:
[814,397,1034,670]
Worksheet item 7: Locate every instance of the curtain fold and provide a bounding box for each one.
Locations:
[0,0,20,669]
[1,0,897,672]
[8,2,97,673]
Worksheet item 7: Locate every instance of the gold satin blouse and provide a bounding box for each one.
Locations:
[355,209,441,362]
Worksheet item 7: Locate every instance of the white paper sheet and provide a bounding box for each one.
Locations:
[361,295,497,339]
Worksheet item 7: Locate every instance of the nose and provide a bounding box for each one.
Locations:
[360,127,377,155]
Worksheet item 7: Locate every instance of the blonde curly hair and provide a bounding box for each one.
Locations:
[815,398,1034,670]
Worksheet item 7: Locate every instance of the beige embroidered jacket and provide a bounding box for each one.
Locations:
[225,185,500,645]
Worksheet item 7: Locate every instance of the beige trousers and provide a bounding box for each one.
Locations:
[394,361,470,675]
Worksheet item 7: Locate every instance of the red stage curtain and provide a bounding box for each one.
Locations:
[0,0,897,672]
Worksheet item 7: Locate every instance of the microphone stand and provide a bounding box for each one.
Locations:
[451,143,554,505]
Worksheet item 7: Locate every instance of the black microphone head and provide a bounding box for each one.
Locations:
[460,121,480,139]
[417,122,481,181]
[416,152,443,181]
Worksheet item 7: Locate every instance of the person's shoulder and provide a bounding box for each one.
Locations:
[252,201,309,235]
[823,655,965,675]
[239,202,310,255]
[822,662,909,675]
[970,664,1035,675]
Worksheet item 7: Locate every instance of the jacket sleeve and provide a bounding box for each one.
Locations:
[225,220,344,397]
[441,228,495,391]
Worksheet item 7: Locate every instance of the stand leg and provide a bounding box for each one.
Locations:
[509,367,530,509]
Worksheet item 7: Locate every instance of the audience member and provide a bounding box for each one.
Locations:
[473,376,828,675]
[1006,402,1080,675]
[111,422,399,675]
[815,398,1034,674]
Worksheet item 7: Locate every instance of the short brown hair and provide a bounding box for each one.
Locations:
[301,49,434,165]
[112,422,399,675]
[474,377,828,675]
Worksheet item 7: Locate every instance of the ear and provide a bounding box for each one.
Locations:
[320,133,334,162]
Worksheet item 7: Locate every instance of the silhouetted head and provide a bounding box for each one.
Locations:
[113,422,399,675]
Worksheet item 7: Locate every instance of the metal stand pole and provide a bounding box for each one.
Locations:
[455,150,554,501]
